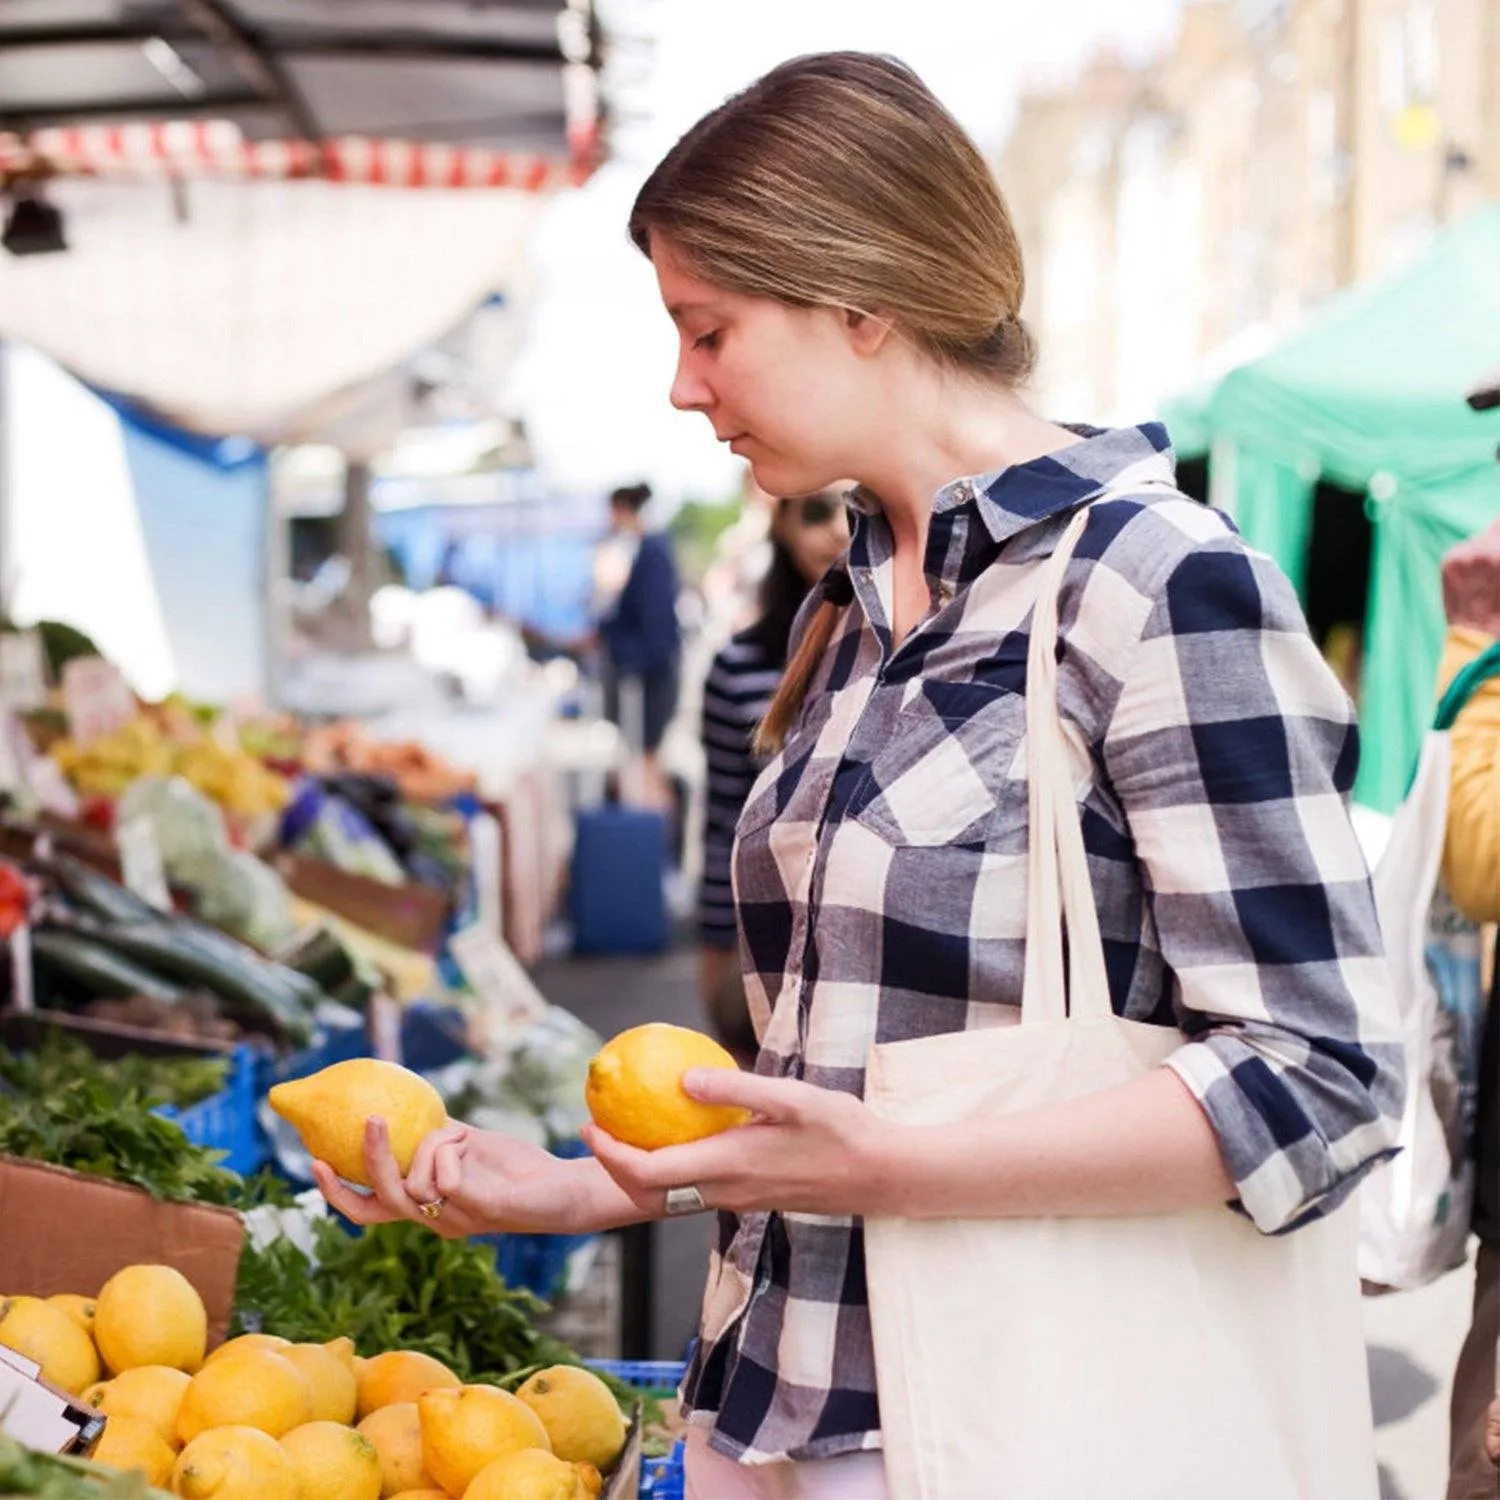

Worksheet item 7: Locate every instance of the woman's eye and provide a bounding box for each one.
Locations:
[693,330,721,352]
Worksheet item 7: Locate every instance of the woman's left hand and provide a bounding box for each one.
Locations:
[580,1069,896,1218]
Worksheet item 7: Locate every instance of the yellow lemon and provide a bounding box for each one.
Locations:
[47,1294,97,1339]
[83,1366,192,1448]
[388,1492,450,1500]
[462,1448,588,1500]
[321,1336,358,1371]
[176,1347,313,1444]
[516,1366,627,1471]
[279,1419,383,1500]
[201,1333,291,1366]
[94,1265,207,1375]
[418,1384,551,1498]
[356,1350,461,1419]
[358,1402,435,1496]
[576,1462,604,1497]
[279,1343,358,1425]
[91,1413,176,1486]
[585,1023,749,1149]
[0,1295,101,1394]
[267,1059,447,1186]
[171,1425,299,1499]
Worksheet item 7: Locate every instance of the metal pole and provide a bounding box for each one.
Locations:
[0,340,12,623]
[338,456,376,651]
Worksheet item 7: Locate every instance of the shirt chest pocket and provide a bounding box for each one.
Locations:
[851,680,1028,848]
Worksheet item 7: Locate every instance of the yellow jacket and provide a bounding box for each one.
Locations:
[1439,625,1500,922]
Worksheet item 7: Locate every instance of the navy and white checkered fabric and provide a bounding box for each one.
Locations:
[681,421,1404,1465]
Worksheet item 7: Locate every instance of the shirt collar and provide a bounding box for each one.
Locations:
[845,421,1178,546]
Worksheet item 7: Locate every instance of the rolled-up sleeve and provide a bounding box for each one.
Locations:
[1102,537,1405,1234]
[1438,625,1500,923]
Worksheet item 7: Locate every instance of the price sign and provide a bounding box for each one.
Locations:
[117,817,172,911]
[62,658,136,747]
[448,923,547,1056]
[0,632,48,711]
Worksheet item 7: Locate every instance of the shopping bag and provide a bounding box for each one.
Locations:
[863,505,1380,1500]
[1357,647,1500,1291]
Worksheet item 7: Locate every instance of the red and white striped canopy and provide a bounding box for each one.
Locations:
[0,118,598,191]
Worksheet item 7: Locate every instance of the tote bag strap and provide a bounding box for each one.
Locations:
[1022,503,1112,1025]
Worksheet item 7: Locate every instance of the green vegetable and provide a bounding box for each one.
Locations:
[0,1434,169,1498]
[0,1038,229,1111]
[54,917,316,1046]
[232,1219,657,1424]
[30,931,188,1008]
[37,855,161,927]
[0,1061,242,1205]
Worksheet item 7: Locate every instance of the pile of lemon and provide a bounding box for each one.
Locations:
[0,1265,627,1500]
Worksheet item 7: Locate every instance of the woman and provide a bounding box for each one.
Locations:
[699,489,851,1059]
[316,53,1402,1497]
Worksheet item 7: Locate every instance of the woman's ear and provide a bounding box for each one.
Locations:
[844,307,895,357]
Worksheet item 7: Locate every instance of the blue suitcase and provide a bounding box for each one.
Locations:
[570,804,670,955]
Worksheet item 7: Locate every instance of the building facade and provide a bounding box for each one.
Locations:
[999,0,1500,420]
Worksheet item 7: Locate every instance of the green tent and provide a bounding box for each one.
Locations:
[1162,204,1500,812]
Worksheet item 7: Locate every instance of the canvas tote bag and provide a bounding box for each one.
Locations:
[863,503,1379,1500]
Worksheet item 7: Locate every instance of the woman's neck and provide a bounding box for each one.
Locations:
[858,382,1082,551]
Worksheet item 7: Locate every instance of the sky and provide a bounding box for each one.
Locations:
[506,0,1186,499]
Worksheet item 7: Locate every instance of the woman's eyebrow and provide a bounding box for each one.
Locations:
[668,300,721,323]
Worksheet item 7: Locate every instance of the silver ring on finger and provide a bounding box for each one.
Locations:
[665,1184,707,1216]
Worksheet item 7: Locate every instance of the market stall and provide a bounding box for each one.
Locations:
[1162,205,1500,813]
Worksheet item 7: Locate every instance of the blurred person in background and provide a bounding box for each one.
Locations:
[699,487,851,1059]
[596,482,682,812]
[1436,517,1500,1500]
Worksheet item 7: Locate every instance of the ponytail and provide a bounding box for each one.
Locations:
[753,570,853,758]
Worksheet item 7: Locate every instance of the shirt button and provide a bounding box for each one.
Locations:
[938,581,956,602]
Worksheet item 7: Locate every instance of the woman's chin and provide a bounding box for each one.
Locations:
[748,456,827,497]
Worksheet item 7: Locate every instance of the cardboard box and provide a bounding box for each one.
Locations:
[604,1414,644,1500]
[0,1007,239,1062]
[0,1156,244,1348]
[274,853,451,954]
[0,1346,105,1455]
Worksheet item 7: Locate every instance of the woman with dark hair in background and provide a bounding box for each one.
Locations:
[699,489,851,1059]
[597,482,682,811]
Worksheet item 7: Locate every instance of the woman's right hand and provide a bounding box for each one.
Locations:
[311,1117,597,1240]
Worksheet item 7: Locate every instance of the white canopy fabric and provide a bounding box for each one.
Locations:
[0,173,544,438]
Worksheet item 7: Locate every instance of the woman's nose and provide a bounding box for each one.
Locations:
[670,353,711,412]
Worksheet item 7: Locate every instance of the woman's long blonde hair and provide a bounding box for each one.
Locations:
[629,52,1037,754]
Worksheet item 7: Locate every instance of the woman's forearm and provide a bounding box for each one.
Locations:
[869,1066,1237,1220]
[566,1155,663,1233]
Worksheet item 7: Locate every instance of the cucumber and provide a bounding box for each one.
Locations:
[31,929,187,1006]
[55,916,316,1046]
[40,852,160,925]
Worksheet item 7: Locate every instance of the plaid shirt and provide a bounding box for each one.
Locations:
[681,421,1404,1466]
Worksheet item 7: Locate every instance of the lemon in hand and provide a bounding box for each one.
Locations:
[267,1058,447,1187]
[585,1024,749,1150]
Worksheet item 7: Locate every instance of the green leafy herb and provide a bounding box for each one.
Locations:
[0,1069,242,1206]
[0,1039,230,1110]
[232,1219,659,1424]
[0,1434,169,1498]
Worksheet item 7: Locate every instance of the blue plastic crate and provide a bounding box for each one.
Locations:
[159,1043,265,1176]
[590,1360,687,1500]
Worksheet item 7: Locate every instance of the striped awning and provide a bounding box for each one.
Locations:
[0,116,599,191]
